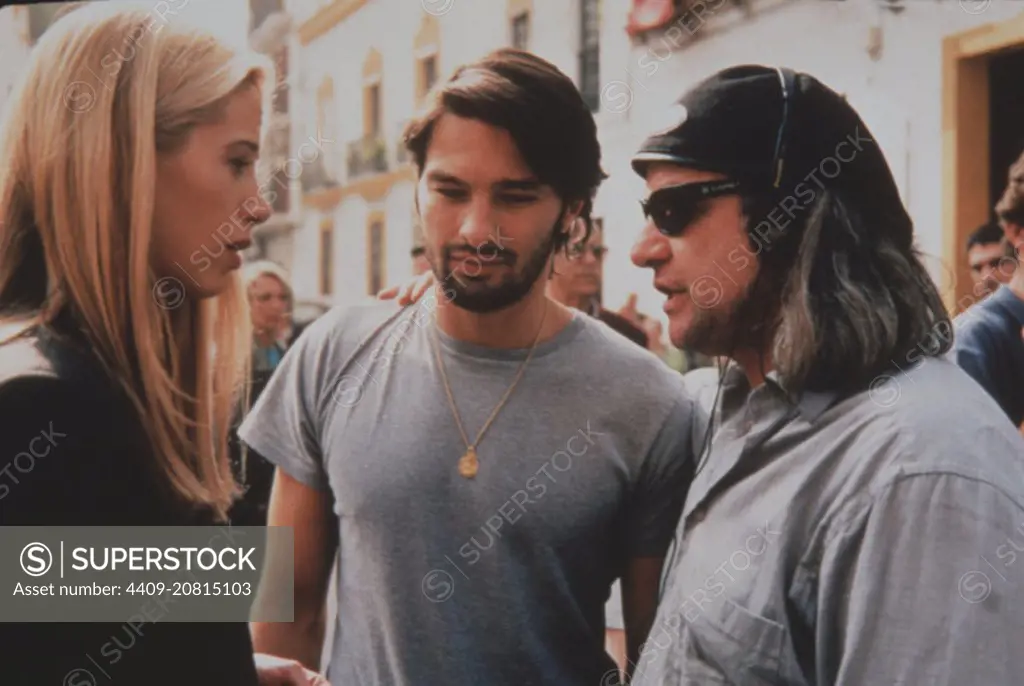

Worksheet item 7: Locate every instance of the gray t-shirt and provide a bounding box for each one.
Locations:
[238,299,699,686]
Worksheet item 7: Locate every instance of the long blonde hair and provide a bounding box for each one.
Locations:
[0,4,274,519]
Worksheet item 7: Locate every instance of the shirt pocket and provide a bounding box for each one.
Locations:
[686,597,786,685]
[673,624,730,685]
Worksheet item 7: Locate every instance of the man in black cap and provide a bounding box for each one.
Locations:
[624,65,1024,685]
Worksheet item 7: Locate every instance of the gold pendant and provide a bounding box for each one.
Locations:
[458,447,479,478]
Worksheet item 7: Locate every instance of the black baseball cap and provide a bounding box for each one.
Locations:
[631,65,910,239]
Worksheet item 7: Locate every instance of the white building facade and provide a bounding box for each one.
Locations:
[283,0,1024,315]
[0,6,34,115]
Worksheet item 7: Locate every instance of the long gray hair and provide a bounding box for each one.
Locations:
[744,188,951,394]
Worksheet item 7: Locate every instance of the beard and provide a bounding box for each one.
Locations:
[679,273,776,356]
[681,299,747,355]
[430,225,558,314]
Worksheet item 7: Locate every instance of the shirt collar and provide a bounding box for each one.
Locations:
[720,364,838,423]
[765,370,840,422]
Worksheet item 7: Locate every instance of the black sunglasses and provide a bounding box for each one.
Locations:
[640,179,742,237]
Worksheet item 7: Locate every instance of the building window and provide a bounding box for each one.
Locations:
[366,83,381,138]
[316,77,339,180]
[511,11,530,50]
[268,166,290,215]
[414,13,441,106]
[319,221,333,296]
[367,219,386,296]
[579,0,601,112]
[420,55,438,97]
[362,48,383,138]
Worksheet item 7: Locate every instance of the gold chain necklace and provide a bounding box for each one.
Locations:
[430,301,550,479]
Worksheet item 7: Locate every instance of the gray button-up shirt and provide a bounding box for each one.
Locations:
[633,357,1024,685]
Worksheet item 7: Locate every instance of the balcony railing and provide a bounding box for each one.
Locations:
[347,136,388,179]
[299,156,340,193]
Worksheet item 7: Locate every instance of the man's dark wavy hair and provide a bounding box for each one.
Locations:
[403,48,607,253]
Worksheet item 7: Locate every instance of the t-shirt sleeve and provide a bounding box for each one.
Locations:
[237,318,332,492]
[623,392,697,558]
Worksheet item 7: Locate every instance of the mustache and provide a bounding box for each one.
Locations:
[443,243,517,263]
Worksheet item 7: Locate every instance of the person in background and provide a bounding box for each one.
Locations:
[955,159,1024,428]
[411,243,432,276]
[284,299,330,348]
[229,260,293,527]
[245,260,291,384]
[546,221,647,347]
[0,5,326,685]
[966,220,1016,300]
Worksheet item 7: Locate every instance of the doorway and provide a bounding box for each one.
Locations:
[988,48,1024,214]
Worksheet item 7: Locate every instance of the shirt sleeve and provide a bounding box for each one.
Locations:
[622,393,697,558]
[237,318,332,492]
[816,471,1024,686]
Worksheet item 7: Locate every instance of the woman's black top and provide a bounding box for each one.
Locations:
[0,325,259,685]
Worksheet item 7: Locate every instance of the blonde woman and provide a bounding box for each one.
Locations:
[230,260,293,527]
[0,5,326,686]
[243,260,292,377]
